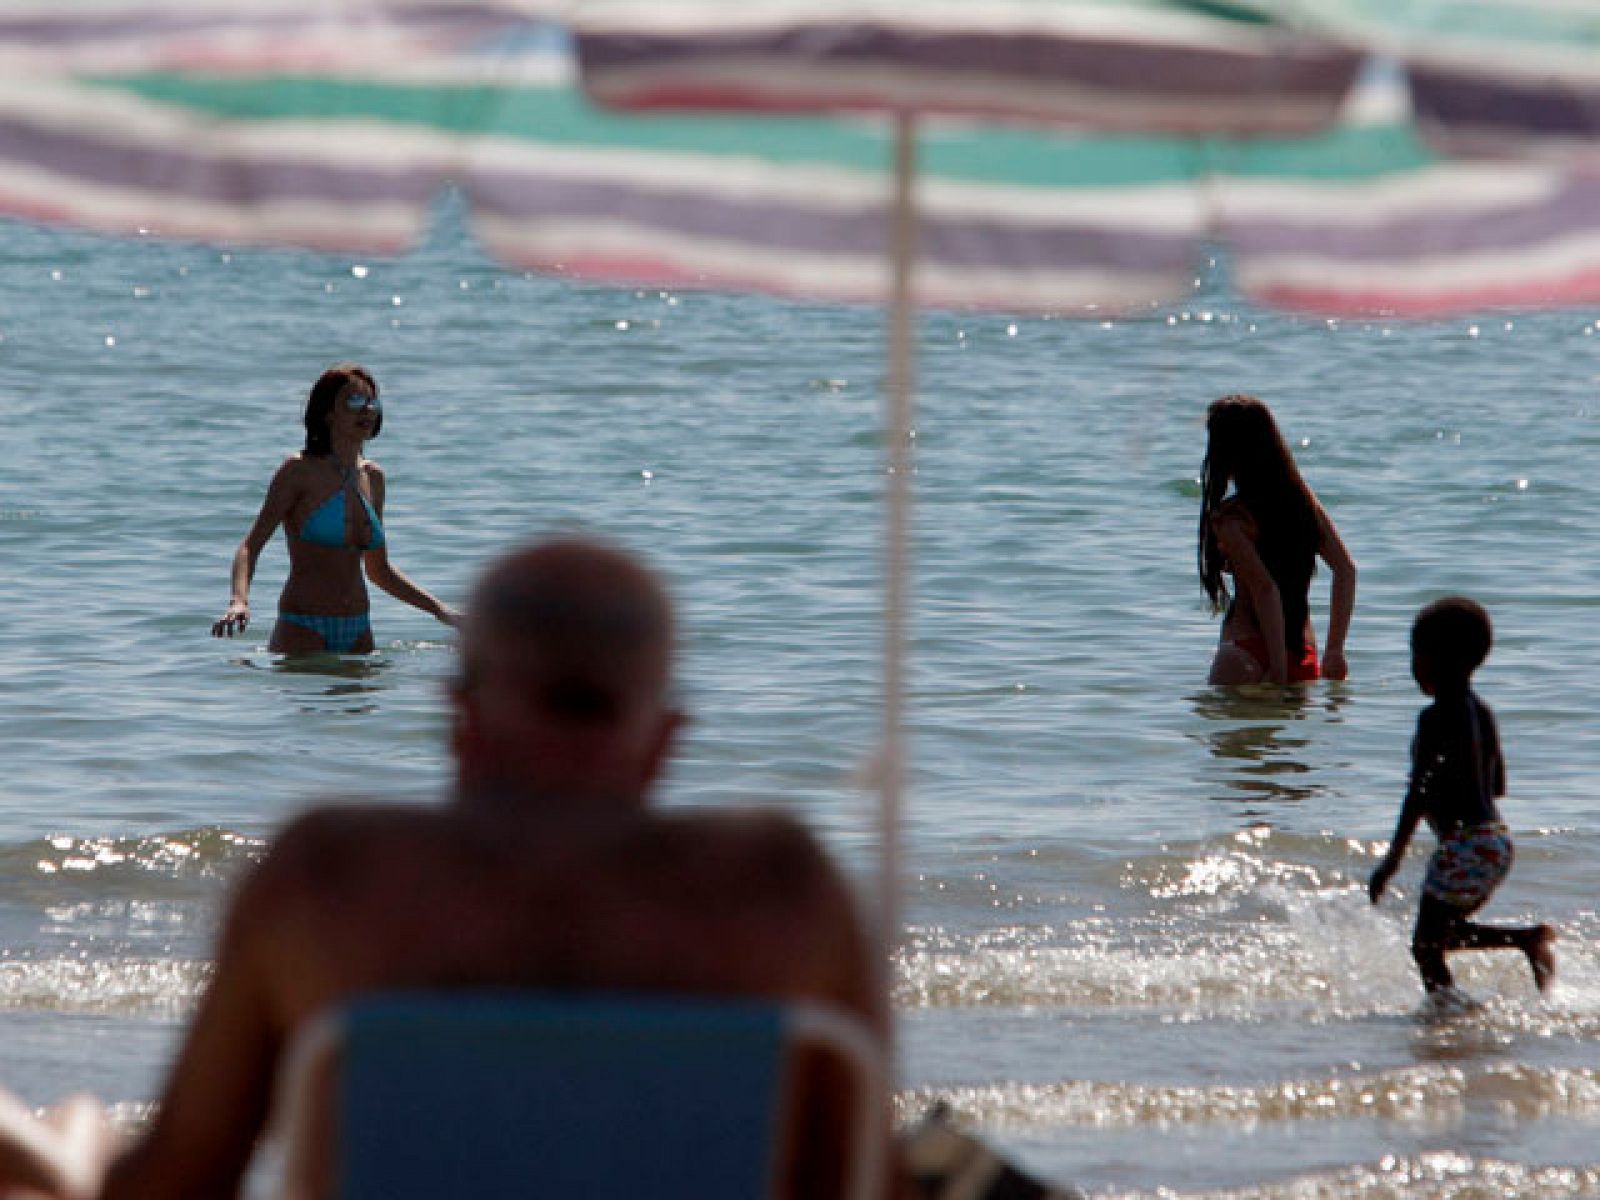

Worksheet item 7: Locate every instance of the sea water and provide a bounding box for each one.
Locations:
[0,203,1596,1197]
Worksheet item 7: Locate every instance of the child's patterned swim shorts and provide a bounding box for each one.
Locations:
[1423,821,1513,911]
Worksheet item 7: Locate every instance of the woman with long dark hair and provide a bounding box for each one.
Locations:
[211,363,459,653]
[1199,394,1355,684]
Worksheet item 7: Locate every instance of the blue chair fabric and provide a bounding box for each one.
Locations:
[337,993,787,1199]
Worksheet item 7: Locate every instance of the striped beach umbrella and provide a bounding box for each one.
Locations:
[1,2,1579,321]
[0,3,560,254]
[0,4,1364,312]
[574,1,1363,131]
[0,3,542,72]
[1228,0,1600,314]
[563,2,1600,318]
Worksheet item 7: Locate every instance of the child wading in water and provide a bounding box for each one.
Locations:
[1369,597,1556,1001]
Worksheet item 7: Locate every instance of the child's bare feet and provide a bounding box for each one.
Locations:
[1526,924,1557,994]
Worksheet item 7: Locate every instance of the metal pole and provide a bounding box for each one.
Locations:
[880,111,916,950]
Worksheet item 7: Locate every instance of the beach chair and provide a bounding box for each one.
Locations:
[270,990,886,1199]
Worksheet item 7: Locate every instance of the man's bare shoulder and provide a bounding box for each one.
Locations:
[639,808,842,893]
[251,803,842,911]
[254,803,453,886]
[650,805,816,845]
[229,802,878,1033]
[230,804,459,957]
[248,803,820,896]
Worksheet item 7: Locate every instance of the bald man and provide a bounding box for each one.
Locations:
[3,537,888,1198]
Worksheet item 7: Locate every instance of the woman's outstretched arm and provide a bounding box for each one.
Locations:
[364,549,462,627]
[1314,501,1357,680]
[213,457,297,638]
[358,465,461,627]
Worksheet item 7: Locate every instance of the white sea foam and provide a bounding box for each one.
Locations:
[0,956,206,1017]
[897,1063,1600,1131]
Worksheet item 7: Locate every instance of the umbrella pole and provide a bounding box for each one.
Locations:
[880,111,916,950]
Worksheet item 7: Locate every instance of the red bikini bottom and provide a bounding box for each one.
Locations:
[1232,635,1321,682]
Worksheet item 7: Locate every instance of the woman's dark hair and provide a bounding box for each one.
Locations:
[302,362,380,455]
[1197,395,1320,650]
[1412,596,1492,687]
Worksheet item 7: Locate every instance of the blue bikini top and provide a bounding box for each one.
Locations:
[296,465,385,551]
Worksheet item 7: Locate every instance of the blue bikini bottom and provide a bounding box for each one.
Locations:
[278,611,372,654]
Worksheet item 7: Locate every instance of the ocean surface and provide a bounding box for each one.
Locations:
[0,201,1596,1197]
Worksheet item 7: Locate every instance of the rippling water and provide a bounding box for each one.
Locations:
[0,201,1596,1196]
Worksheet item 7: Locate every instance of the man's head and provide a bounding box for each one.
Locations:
[451,537,682,812]
[1411,595,1492,696]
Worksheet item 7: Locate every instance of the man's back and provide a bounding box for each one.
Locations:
[100,800,884,1200]
[251,803,880,1029]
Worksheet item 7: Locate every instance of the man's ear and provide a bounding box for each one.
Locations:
[640,708,688,790]
[448,683,477,764]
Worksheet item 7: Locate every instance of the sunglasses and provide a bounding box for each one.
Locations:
[343,390,381,412]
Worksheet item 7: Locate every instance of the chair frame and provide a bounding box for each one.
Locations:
[269,991,886,1200]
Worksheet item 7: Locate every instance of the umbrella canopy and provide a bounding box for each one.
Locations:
[1214,76,1600,315]
[0,3,563,254]
[1304,0,1600,161]
[0,3,543,72]
[7,5,1592,318]
[575,0,1600,160]
[0,5,1360,313]
[574,0,1362,132]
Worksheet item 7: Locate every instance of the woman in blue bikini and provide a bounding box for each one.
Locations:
[211,363,460,653]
